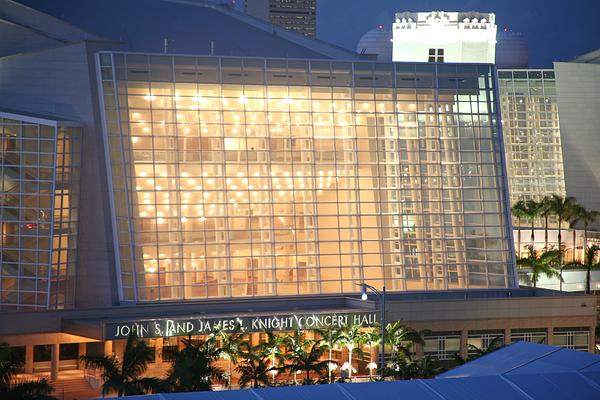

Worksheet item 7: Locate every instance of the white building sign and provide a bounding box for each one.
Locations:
[105,312,378,340]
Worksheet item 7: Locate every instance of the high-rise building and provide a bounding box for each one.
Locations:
[497,69,566,205]
[392,11,497,64]
[0,0,595,387]
[554,49,600,225]
[245,0,317,38]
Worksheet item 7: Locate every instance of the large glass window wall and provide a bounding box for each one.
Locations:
[0,116,80,310]
[98,53,515,302]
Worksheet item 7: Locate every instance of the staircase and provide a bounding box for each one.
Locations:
[16,371,101,400]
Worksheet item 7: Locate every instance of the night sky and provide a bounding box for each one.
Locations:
[16,0,600,67]
[319,0,600,67]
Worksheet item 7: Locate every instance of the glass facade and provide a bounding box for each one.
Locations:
[424,332,461,360]
[498,69,566,208]
[0,115,80,310]
[553,327,589,352]
[98,52,515,303]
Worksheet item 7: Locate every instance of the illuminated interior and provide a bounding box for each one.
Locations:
[99,54,514,301]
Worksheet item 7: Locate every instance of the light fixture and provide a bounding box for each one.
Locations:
[361,284,368,300]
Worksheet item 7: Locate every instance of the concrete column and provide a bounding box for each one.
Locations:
[546,327,553,346]
[414,343,424,358]
[590,326,596,353]
[50,344,60,381]
[78,343,87,369]
[460,330,468,360]
[504,328,511,345]
[25,345,34,374]
[104,340,113,357]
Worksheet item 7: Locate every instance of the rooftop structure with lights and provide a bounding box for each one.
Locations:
[392,11,497,64]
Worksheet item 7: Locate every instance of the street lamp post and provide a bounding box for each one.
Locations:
[356,283,386,379]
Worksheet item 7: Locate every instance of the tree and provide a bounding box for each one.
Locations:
[212,327,247,387]
[522,199,544,244]
[511,200,528,258]
[80,333,163,397]
[162,337,226,392]
[360,328,381,378]
[573,207,599,262]
[314,328,342,383]
[0,344,55,400]
[568,203,585,263]
[257,331,286,384]
[546,195,577,270]
[517,245,562,289]
[466,336,504,360]
[282,335,328,384]
[540,195,553,248]
[386,355,442,380]
[385,321,425,360]
[235,348,272,389]
[338,324,364,380]
[565,245,600,294]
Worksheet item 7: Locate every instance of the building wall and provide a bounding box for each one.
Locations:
[245,0,317,38]
[393,11,496,64]
[555,61,600,225]
[498,69,566,206]
[98,54,516,303]
[0,42,120,309]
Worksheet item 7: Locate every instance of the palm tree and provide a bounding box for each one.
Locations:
[416,356,444,379]
[385,321,425,360]
[546,195,577,268]
[0,343,55,400]
[386,355,442,380]
[522,199,543,245]
[568,203,585,263]
[360,328,381,378]
[466,336,504,360]
[212,327,247,387]
[257,331,286,384]
[162,337,226,392]
[314,328,342,383]
[540,195,553,248]
[235,348,271,389]
[565,245,600,294]
[282,338,328,384]
[338,324,364,380]
[517,245,562,289]
[80,333,163,397]
[511,200,528,257]
[574,207,600,262]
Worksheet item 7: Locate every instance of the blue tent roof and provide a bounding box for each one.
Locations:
[117,342,600,400]
[439,341,600,378]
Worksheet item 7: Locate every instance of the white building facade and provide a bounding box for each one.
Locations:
[392,11,497,64]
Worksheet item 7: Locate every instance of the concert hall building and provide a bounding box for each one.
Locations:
[0,0,595,384]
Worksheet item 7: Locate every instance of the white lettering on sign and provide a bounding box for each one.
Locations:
[105,312,378,340]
